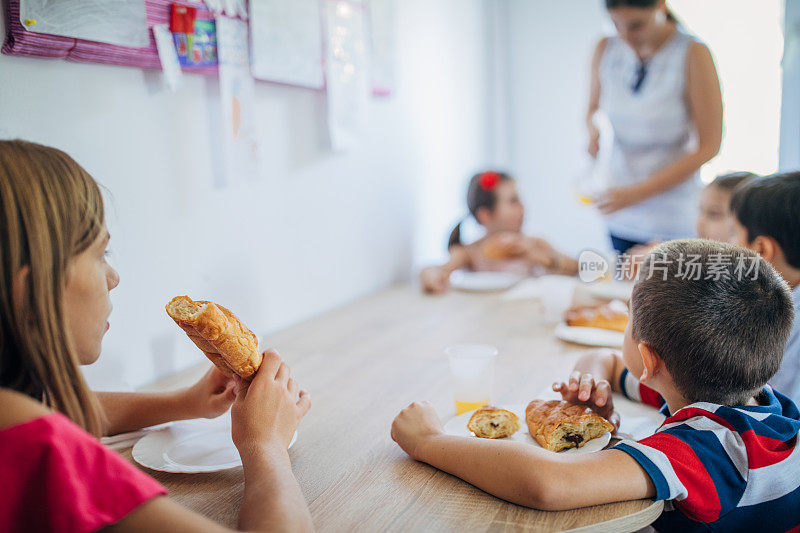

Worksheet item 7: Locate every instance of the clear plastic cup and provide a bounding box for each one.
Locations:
[539,276,577,324]
[445,344,498,415]
[573,156,610,205]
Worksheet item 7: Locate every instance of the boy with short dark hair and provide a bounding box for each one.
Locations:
[731,172,800,404]
[392,240,800,531]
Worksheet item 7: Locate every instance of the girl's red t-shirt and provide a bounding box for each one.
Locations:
[0,412,167,532]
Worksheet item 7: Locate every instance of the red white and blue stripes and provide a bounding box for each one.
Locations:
[613,379,800,531]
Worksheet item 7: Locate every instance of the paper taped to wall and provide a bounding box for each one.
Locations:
[249,0,324,89]
[153,24,183,92]
[324,0,369,151]
[19,0,149,48]
[216,15,259,187]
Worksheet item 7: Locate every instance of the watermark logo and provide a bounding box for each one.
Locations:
[578,249,609,283]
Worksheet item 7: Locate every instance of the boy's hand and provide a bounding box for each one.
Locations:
[552,371,620,430]
[183,367,237,419]
[391,401,444,460]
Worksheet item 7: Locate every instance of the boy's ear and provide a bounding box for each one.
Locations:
[474,206,493,227]
[751,235,778,263]
[637,342,664,383]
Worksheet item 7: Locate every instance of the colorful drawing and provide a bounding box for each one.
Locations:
[172,19,218,67]
[216,16,258,186]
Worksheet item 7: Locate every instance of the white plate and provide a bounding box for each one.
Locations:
[132,414,297,473]
[580,280,634,301]
[443,404,611,454]
[449,270,524,292]
[502,275,577,302]
[554,322,624,348]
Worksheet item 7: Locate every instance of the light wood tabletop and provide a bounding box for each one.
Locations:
[118,281,663,532]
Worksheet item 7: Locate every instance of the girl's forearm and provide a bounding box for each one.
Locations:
[238,446,314,532]
[416,435,555,508]
[96,390,193,435]
[553,252,579,276]
[443,246,471,272]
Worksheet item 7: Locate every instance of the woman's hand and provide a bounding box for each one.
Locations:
[597,185,649,214]
[391,401,444,460]
[231,349,311,458]
[181,367,237,420]
[588,125,600,158]
[552,371,620,430]
[420,266,450,294]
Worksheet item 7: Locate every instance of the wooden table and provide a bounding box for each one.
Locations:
[120,283,663,532]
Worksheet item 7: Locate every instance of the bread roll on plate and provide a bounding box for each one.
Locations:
[467,406,521,439]
[564,299,629,333]
[166,295,261,380]
[526,400,614,452]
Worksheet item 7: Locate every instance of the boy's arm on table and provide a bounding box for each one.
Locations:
[420,436,655,510]
[392,402,655,510]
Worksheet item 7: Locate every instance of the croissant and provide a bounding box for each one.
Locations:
[166,295,261,380]
[467,406,521,438]
[526,400,614,452]
[564,299,629,332]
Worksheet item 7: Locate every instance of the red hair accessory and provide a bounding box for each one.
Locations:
[478,171,501,191]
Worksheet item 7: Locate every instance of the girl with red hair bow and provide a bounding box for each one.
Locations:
[419,171,578,294]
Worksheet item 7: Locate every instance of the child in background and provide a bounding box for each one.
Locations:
[731,171,800,405]
[393,240,800,531]
[0,140,312,532]
[695,171,756,241]
[621,172,756,277]
[420,171,578,294]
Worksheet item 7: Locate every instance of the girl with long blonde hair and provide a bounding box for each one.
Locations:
[0,140,313,532]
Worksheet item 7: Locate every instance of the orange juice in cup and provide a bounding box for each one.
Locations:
[446,344,498,415]
[454,399,491,414]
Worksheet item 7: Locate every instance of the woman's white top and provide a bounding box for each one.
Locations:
[599,28,701,242]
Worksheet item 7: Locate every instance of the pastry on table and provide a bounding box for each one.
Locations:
[564,299,629,332]
[166,295,262,380]
[467,406,521,439]
[525,400,614,452]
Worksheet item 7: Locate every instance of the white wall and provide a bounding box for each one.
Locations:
[671,0,783,181]
[409,3,491,266]
[0,0,490,389]
[503,0,611,256]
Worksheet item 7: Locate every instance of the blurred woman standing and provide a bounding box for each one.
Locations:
[587,0,723,253]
